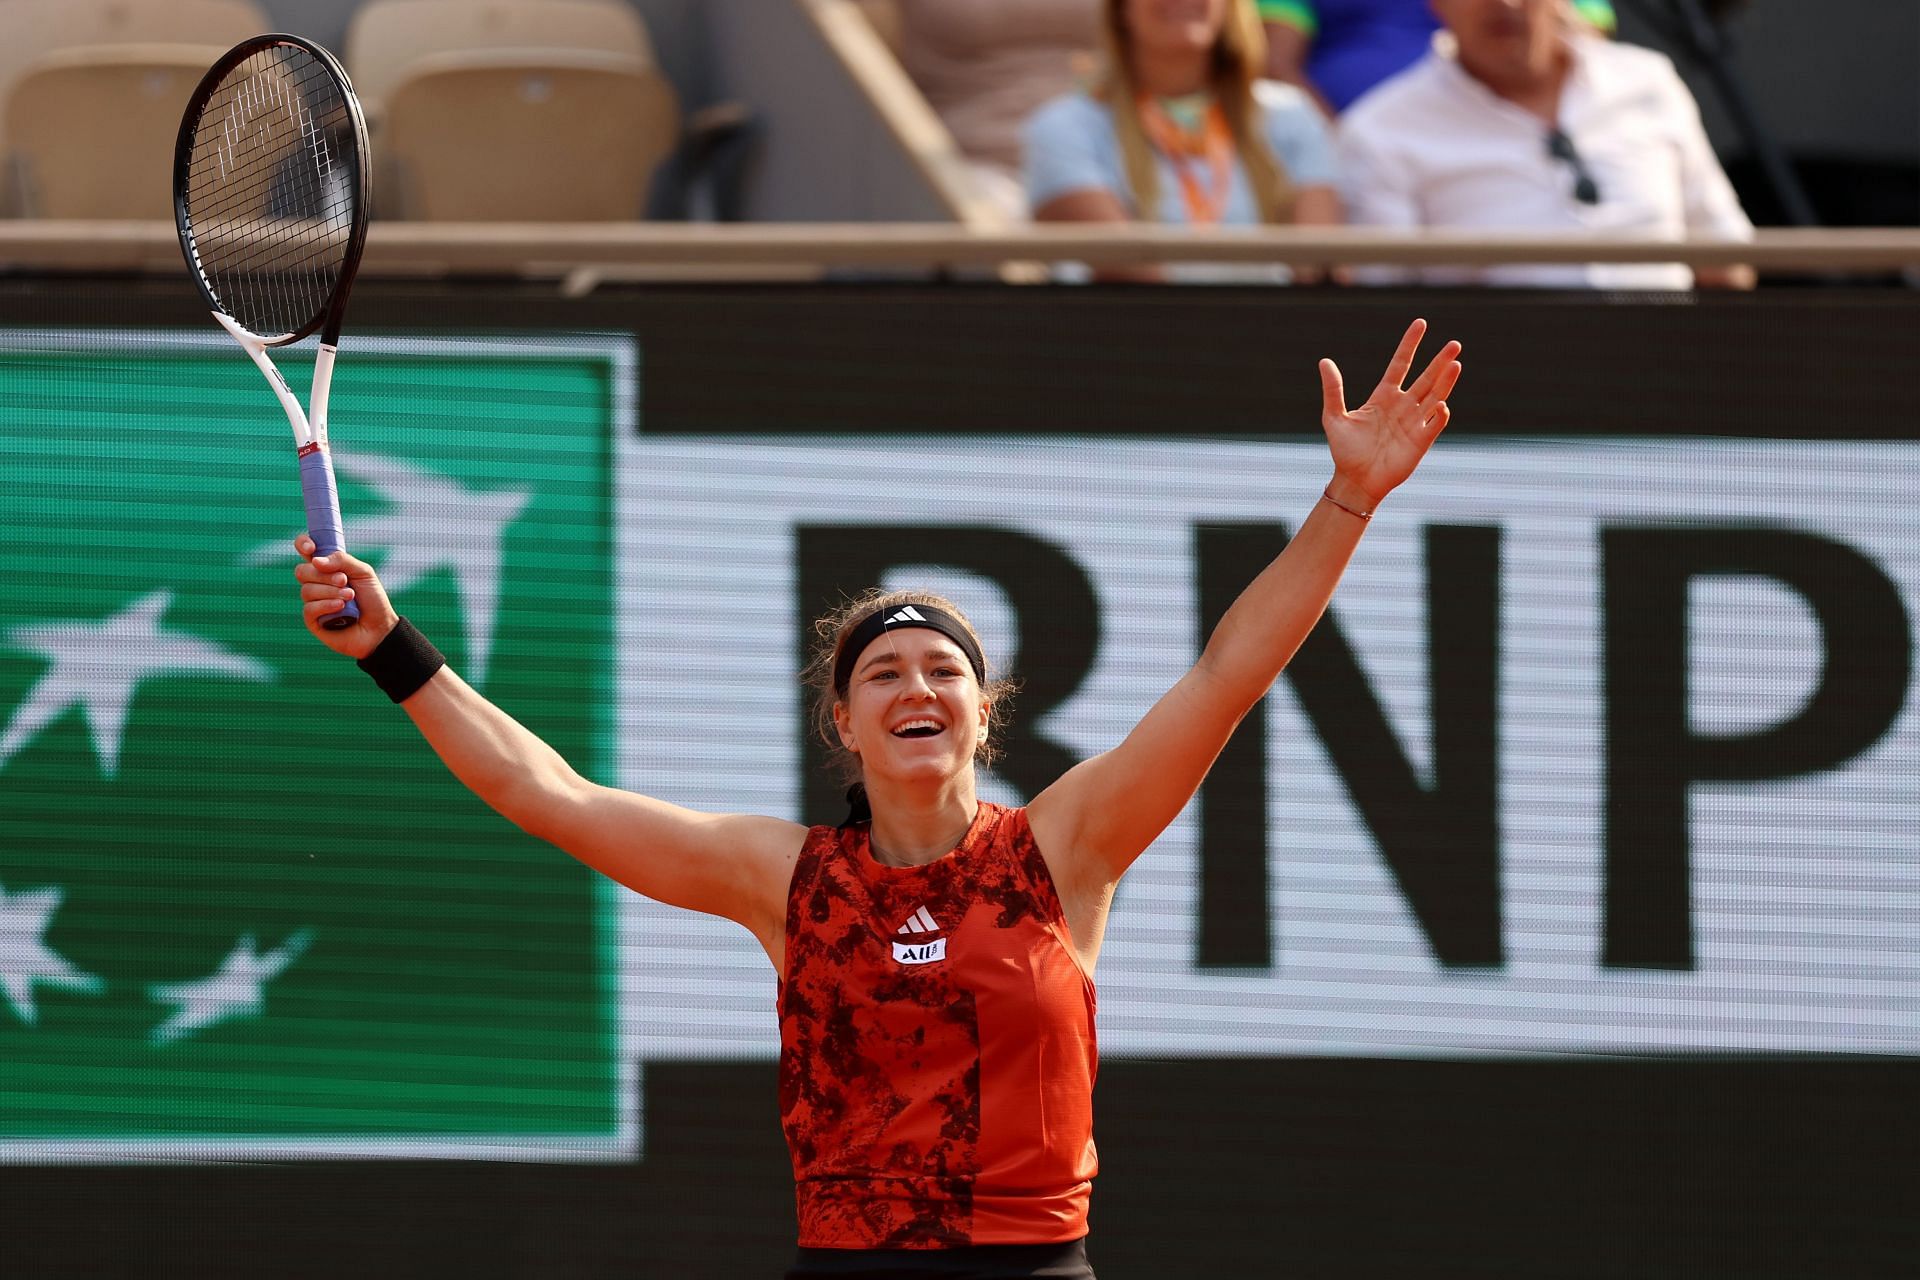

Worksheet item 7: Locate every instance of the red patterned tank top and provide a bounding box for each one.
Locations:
[778,802,1099,1249]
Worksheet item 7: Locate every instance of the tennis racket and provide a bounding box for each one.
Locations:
[174,35,372,629]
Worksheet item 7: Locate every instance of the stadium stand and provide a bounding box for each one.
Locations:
[0,0,1908,280]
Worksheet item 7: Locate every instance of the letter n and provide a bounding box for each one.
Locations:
[1194,523,1503,969]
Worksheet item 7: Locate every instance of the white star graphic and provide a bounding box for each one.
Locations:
[0,881,106,1025]
[0,591,274,778]
[149,929,314,1046]
[243,452,532,685]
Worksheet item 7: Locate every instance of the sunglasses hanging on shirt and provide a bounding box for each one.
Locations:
[1545,127,1603,205]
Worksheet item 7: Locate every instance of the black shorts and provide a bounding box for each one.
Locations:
[783,1237,1095,1280]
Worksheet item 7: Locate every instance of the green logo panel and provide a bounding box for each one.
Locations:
[0,332,629,1160]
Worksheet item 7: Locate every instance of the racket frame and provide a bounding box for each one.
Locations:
[173,35,372,628]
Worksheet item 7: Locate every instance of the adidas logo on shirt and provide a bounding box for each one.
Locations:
[896,906,939,936]
[892,904,946,965]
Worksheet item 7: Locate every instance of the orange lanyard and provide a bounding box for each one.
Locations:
[1137,96,1236,225]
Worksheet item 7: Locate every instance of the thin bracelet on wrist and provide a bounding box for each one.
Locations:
[1320,487,1375,522]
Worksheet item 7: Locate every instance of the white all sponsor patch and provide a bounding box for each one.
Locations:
[892,938,947,966]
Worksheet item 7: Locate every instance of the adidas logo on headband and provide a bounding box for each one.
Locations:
[832,601,988,694]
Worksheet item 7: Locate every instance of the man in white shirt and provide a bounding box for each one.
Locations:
[1336,0,1755,288]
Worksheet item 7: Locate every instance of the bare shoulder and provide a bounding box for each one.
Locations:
[741,812,814,890]
[716,811,813,947]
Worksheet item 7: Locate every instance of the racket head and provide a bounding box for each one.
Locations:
[174,35,371,347]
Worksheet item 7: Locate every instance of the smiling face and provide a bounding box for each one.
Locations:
[833,628,990,788]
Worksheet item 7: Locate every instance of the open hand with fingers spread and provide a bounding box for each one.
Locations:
[1318,318,1463,512]
[291,533,398,658]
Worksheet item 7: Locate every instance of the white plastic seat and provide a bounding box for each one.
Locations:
[380,48,680,220]
[2,43,228,218]
[345,0,656,120]
[0,0,266,137]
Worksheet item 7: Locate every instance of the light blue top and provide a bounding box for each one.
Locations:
[1023,80,1337,223]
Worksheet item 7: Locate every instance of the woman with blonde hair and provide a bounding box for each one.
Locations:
[289,317,1463,1275]
[1024,0,1341,276]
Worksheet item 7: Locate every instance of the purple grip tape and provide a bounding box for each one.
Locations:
[299,446,361,629]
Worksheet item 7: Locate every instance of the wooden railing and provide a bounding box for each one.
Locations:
[3,222,1916,287]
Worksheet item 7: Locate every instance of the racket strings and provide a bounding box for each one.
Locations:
[183,47,360,340]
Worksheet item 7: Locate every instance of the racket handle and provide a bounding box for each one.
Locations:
[299,446,361,630]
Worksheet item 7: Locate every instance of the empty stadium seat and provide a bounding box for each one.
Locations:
[345,0,657,119]
[2,43,226,218]
[379,48,679,220]
[0,0,265,214]
[0,0,264,133]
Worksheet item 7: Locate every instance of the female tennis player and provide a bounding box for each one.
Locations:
[292,319,1460,1279]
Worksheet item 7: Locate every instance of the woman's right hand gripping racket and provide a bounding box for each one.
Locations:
[174,35,372,628]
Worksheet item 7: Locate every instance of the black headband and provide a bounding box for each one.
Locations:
[831,602,987,696]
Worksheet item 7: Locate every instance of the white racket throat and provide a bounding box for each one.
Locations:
[210,310,336,451]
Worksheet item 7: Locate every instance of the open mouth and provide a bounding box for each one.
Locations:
[892,720,945,739]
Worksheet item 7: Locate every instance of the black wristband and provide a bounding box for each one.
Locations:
[356,617,446,703]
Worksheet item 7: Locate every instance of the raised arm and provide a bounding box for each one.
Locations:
[1028,319,1461,894]
[292,535,804,961]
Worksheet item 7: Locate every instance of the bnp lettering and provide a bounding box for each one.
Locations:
[799,523,1911,974]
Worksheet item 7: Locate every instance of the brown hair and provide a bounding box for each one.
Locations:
[1097,0,1295,223]
[803,588,1019,788]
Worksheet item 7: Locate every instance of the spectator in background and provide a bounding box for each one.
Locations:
[1024,0,1340,280]
[892,0,1102,222]
[1336,0,1755,288]
[1260,0,1616,116]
